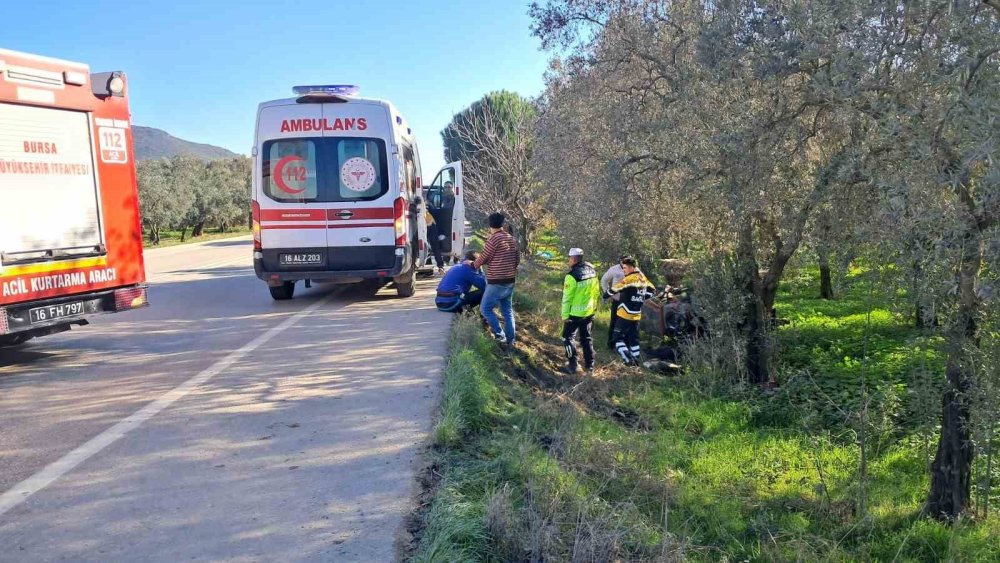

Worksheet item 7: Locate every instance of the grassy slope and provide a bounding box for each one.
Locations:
[411,263,999,562]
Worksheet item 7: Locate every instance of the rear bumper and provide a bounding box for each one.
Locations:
[254,250,409,284]
[0,285,149,337]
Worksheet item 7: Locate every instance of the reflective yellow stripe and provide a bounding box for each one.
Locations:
[1,257,107,278]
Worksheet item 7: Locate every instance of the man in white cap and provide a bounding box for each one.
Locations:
[561,247,601,373]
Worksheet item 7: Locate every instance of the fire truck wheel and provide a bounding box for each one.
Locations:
[395,270,416,298]
[269,281,296,301]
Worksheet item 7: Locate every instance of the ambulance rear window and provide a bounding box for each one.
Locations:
[262,137,388,203]
[263,140,319,202]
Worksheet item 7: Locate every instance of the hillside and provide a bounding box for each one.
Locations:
[134,126,240,161]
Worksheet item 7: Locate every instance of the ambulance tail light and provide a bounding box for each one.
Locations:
[0,308,8,336]
[393,196,407,246]
[114,286,148,311]
[252,201,262,251]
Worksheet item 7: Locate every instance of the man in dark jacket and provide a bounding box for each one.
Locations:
[435,252,486,312]
[606,258,656,365]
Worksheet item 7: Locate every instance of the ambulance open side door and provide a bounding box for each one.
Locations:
[424,161,465,260]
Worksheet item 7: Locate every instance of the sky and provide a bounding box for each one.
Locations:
[2,0,550,173]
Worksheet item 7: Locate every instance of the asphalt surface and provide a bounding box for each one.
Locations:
[0,237,449,562]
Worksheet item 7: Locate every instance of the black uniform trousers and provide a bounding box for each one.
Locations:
[562,315,595,370]
[612,317,641,364]
[606,299,619,348]
[427,222,445,268]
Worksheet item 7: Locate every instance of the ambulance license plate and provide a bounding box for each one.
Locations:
[280,253,324,266]
[29,299,99,324]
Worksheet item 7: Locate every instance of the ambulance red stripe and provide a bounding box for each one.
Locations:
[327,208,393,220]
[326,222,393,229]
[259,224,326,230]
[260,209,326,221]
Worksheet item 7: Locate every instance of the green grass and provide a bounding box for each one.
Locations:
[770,267,947,438]
[411,264,1000,561]
[143,229,251,249]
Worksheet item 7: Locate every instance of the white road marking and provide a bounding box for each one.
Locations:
[0,293,335,518]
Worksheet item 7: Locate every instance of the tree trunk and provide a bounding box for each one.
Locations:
[192,221,206,238]
[737,222,771,384]
[926,234,983,520]
[150,226,160,245]
[180,227,187,243]
[912,259,932,328]
[818,247,834,300]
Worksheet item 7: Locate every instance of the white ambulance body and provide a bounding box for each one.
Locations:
[251,85,465,299]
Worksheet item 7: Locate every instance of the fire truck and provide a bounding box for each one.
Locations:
[0,48,148,347]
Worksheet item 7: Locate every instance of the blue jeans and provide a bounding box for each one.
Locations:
[481,282,515,343]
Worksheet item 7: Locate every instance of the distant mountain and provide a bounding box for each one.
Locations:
[134,126,240,161]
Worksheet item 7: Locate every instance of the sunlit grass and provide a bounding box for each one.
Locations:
[411,263,999,561]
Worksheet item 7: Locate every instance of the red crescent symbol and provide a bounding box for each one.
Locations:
[274,155,306,194]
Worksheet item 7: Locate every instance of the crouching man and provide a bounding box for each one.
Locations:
[435,251,486,313]
[561,248,601,374]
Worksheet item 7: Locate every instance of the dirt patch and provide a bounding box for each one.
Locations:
[396,451,443,561]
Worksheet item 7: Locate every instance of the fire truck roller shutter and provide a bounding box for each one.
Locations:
[0,103,103,261]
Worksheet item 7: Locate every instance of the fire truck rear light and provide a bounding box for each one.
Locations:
[108,76,125,95]
[114,287,147,311]
[63,71,87,86]
[0,308,8,335]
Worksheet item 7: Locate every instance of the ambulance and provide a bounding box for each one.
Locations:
[0,48,148,346]
[252,85,465,299]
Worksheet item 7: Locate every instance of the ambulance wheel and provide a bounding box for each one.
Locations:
[269,281,295,301]
[395,270,416,298]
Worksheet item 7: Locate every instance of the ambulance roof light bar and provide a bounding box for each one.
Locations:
[293,85,359,103]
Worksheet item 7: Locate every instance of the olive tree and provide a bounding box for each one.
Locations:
[532,0,873,384]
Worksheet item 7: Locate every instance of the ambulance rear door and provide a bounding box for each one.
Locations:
[425,161,465,259]
[256,102,329,258]
[320,101,398,272]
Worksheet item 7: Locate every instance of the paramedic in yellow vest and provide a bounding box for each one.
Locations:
[561,247,602,374]
[605,257,656,366]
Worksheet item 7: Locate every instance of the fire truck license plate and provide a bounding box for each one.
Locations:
[280,253,324,266]
[29,299,100,324]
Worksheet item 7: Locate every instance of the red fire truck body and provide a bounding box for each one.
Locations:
[0,48,147,345]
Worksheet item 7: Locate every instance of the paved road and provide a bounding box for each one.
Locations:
[0,238,448,562]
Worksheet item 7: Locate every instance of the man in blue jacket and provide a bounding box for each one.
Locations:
[435,251,486,313]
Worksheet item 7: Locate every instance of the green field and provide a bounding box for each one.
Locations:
[409,263,999,562]
[142,229,251,249]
